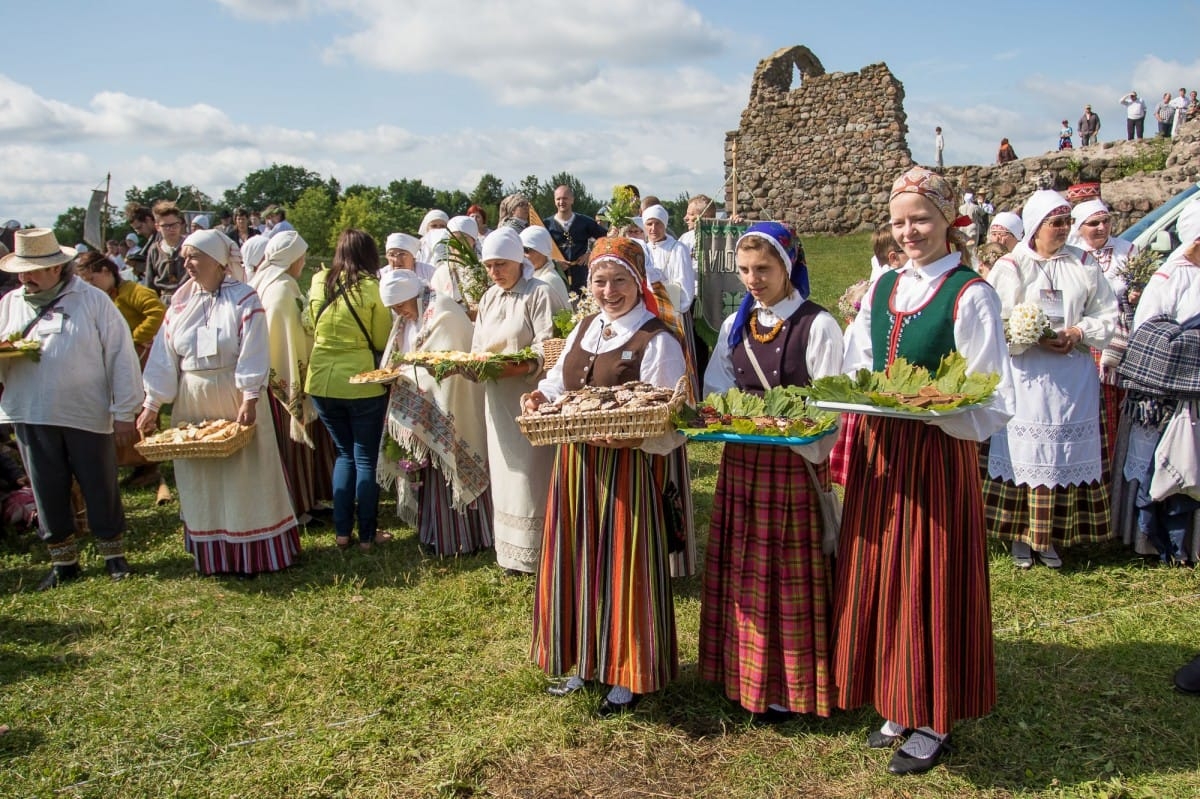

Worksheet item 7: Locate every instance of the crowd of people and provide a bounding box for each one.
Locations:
[2,148,1199,778]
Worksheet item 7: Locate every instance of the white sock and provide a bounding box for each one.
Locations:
[768,703,790,713]
[606,685,634,704]
[881,719,908,737]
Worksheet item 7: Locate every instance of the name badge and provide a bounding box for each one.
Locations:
[37,314,63,335]
[196,327,219,358]
[1039,289,1065,328]
[621,351,635,361]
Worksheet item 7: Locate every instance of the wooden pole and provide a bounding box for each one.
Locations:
[730,141,738,218]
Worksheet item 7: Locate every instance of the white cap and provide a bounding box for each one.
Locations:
[192,215,210,230]
[447,215,480,240]
[419,209,449,235]
[380,268,424,306]
[125,232,139,244]
[519,226,553,258]
[75,243,89,253]
[385,232,420,257]
[990,211,1024,240]
[643,204,669,225]
[1178,196,1200,246]
[480,227,524,263]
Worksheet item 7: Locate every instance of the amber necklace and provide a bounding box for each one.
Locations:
[749,313,783,343]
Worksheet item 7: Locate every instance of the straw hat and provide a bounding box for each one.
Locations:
[0,228,76,273]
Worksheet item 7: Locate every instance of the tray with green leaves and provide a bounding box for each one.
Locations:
[0,334,41,362]
[676,386,839,445]
[395,347,539,382]
[802,352,999,416]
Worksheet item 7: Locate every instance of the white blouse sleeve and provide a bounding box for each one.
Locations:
[142,319,180,411]
[638,331,687,456]
[793,311,844,463]
[234,301,271,398]
[702,314,738,397]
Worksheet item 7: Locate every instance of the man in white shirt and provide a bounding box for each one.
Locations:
[934,127,945,169]
[1120,91,1147,139]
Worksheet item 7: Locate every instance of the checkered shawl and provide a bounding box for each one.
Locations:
[1119,313,1200,426]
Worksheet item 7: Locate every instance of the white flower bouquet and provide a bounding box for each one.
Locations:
[1005,301,1055,355]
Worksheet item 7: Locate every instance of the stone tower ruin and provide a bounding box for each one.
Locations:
[724,45,913,234]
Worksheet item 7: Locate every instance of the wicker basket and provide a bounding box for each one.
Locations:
[517,376,688,446]
[541,338,566,372]
[135,423,256,462]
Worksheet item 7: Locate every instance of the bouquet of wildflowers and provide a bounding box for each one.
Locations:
[836,280,870,324]
[1005,302,1055,354]
[552,290,603,338]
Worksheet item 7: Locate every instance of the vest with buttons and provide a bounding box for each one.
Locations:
[730,301,827,393]
[869,265,982,371]
[560,313,669,389]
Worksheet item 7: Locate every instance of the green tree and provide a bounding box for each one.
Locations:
[52,207,87,249]
[289,185,335,254]
[432,189,470,217]
[385,179,437,211]
[328,192,386,252]
[469,173,504,207]
[544,172,601,218]
[125,181,214,212]
[222,163,332,212]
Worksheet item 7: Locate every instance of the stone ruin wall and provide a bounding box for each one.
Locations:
[724,46,912,234]
[726,45,1200,237]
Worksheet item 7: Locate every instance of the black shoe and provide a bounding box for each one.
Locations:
[750,707,797,725]
[868,727,911,748]
[887,731,952,776]
[37,563,82,591]
[597,694,641,717]
[1175,654,1200,695]
[104,557,132,581]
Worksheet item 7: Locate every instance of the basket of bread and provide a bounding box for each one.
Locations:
[516,376,689,446]
[135,419,255,461]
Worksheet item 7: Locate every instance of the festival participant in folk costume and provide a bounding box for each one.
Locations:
[247,231,334,526]
[545,184,608,292]
[1069,199,1138,458]
[497,193,532,233]
[75,251,170,500]
[306,230,394,552]
[985,190,1117,569]
[470,228,566,574]
[429,216,484,306]
[376,269,493,556]
[699,222,844,723]
[467,204,492,241]
[240,233,270,281]
[138,230,301,577]
[0,229,143,589]
[519,225,572,309]
[1119,197,1200,566]
[524,236,686,717]
[383,232,436,284]
[987,211,1023,254]
[643,204,700,395]
[417,209,450,264]
[834,167,1014,776]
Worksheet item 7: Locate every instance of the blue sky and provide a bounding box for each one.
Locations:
[3,0,1198,226]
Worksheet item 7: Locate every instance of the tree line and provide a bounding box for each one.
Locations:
[51,163,693,254]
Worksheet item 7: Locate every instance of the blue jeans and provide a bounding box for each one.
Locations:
[311,394,388,543]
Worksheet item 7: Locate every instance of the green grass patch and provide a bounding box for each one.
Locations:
[3,233,1200,797]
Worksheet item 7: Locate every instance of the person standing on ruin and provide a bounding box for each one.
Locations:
[934,127,944,169]
[1078,105,1101,146]
[1120,91,1146,140]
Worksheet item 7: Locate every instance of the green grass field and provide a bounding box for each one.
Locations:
[2,232,1200,798]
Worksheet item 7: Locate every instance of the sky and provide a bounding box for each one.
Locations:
[3,0,1199,227]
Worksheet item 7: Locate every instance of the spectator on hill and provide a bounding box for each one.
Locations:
[997,138,1018,164]
[1171,88,1189,133]
[1121,91,1147,139]
[1078,105,1101,146]
[935,126,944,168]
[1156,93,1176,137]
[1058,120,1074,150]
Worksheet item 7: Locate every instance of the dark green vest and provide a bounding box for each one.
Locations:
[870,265,982,371]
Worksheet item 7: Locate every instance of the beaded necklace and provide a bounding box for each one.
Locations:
[749,313,784,343]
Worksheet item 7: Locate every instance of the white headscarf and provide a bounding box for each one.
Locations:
[386,232,420,256]
[643,204,669,225]
[481,227,534,279]
[991,211,1024,240]
[519,226,553,258]
[419,210,449,235]
[1070,199,1109,234]
[1178,197,1200,246]
[183,229,234,266]
[1020,190,1072,246]
[261,230,308,271]
[241,234,270,276]
[448,215,480,240]
[380,268,424,307]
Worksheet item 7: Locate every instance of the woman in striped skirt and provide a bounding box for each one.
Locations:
[698,222,844,721]
[525,237,686,716]
[833,167,1014,775]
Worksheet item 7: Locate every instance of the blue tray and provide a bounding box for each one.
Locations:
[683,426,837,446]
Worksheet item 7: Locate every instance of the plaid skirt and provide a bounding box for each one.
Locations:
[832,416,996,731]
[984,477,1112,548]
[698,444,835,715]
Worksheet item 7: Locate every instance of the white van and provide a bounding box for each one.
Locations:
[1118,181,1200,254]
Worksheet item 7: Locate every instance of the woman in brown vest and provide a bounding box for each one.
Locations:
[697,222,844,724]
[524,237,686,717]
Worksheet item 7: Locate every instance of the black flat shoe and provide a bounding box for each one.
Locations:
[887,731,952,776]
[37,563,82,591]
[868,727,911,748]
[750,707,797,725]
[104,557,132,581]
[597,694,641,717]
[1175,653,1200,695]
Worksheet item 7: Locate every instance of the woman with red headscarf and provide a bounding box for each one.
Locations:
[523,237,686,717]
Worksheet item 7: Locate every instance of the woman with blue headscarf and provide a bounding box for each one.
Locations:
[699,221,845,722]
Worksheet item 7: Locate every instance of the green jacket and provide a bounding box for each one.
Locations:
[305,269,393,399]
